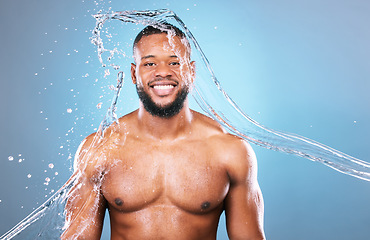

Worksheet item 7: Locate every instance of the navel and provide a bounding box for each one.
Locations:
[201,201,211,210]
[114,198,124,206]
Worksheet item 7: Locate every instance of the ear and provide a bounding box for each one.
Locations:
[190,61,196,83]
[131,63,137,85]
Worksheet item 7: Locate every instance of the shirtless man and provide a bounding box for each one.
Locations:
[61,24,265,240]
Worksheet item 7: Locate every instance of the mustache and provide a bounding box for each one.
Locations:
[148,77,179,86]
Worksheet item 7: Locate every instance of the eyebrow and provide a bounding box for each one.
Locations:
[141,55,155,60]
[141,55,179,60]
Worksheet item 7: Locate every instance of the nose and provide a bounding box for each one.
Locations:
[155,63,172,78]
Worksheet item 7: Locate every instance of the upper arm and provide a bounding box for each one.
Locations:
[224,140,265,240]
[62,134,107,240]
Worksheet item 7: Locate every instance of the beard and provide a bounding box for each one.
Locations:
[136,84,189,119]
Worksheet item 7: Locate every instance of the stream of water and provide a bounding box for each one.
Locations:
[1,8,369,240]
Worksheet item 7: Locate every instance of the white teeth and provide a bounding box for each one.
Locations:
[153,85,174,90]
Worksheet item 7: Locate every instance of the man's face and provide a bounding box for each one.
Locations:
[131,33,195,118]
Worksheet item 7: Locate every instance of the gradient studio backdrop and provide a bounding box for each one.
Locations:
[1,0,369,239]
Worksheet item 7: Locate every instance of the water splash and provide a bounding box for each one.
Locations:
[97,71,124,137]
[0,72,124,240]
[92,9,370,181]
[0,179,71,240]
[2,7,369,240]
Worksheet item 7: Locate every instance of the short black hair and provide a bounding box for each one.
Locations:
[133,23,191,60]
[133,23,187,48]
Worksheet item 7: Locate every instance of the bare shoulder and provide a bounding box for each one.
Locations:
[74,111,136,172]
[73,125,122,178]
[192,111,257,181]
[192,110,254,154]
[73,132,98,171]
[213,134,256,183]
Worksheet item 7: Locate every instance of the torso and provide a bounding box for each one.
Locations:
[94,110,240,239]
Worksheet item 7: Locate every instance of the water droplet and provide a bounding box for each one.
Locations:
[8,156,14,161]
[27,174,32,178]
[67,108,72,113]
[44,177,50,185]
[104,69,110,78]
[55,172,59,176]
[48,163,54,169]
[96,102,102,109]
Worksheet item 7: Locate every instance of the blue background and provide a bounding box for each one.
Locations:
[1,0,369,239]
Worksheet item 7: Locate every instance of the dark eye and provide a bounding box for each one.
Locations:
[144,62,155,67]
[170,62,180,66]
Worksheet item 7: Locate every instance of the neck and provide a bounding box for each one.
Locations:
[136,101,193,140]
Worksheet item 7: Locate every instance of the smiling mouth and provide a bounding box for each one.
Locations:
[152,85,175,90]
[149,79,178,90]
[148,80,179,96]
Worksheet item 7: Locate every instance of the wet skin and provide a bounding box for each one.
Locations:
[61,33,265,240]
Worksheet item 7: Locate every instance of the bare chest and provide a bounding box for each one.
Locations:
[101,140,230,214]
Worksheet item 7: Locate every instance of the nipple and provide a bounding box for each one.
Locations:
[201,201,211,210]
[115,198,124,206]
